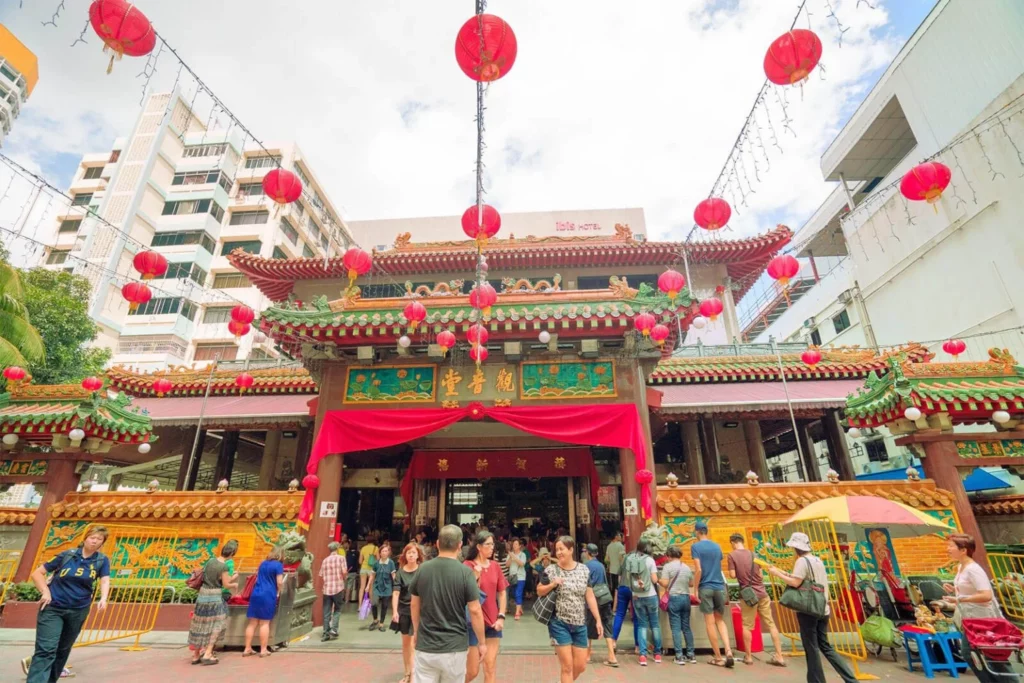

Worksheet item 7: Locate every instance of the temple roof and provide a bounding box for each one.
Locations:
[845,348,1024,428]
[49,490,303,522]
[107,364,317,398]
[0,506,36,525]
[0,382,154,445]
[650,343,930,384]
[259,281,693,358]
[227,225,793,302]
[972,494,1024,516]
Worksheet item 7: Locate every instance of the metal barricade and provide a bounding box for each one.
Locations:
[758,524,803,654]
[763,518,878,681]
[0,549,21,605]
[988,552,1024,625]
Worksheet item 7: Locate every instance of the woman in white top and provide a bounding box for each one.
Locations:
[942,533,1010,682]
[768,532,857,683]
[507,538,528,620]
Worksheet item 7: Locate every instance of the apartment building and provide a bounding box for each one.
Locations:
[0,24,38,144]
[41,90,354,370]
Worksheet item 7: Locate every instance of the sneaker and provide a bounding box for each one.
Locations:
[687,655,698,664]
[653,654,662,664]
[674,656,685,666]
[60,668,76,679]
[638,656,648,667]
[21,657,30,675]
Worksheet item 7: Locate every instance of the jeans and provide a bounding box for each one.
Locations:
[321,593,345,635]
[667,594,695,658]
[796,612,857,683]
[612,585,639,646]
[633,595,662,656]
[27,605,91,683]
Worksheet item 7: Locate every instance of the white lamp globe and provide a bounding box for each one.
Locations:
[993,410,1011,424]
[904,407,922,421]
[692,316,707,330]
[847,427,862,439]
[138,442,151,454]
[398,335,412,348]
[68,428,86,442]
[538,330,551,344]
[2,434,17,446]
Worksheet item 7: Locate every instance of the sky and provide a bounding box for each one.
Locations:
[0,0,936,265]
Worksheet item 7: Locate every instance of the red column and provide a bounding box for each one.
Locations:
[618,447,644,551]
[919,440,989,570]
[306,452,343,627]
[15,458,81,581]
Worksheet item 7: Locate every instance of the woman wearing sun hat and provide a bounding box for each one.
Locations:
[766,532,857,683]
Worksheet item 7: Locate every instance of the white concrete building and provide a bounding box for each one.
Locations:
[745,0,1024,478]
[0,25,37,145]
[40,91,354,370]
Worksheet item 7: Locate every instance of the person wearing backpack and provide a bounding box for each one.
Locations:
[187,540,239,665]
[623,538,661,666]
[25,525,111,683]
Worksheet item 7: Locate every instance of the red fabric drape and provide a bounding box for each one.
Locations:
[301,403,651,525]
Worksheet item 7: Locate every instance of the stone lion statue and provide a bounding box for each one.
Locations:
[278,530,314,588]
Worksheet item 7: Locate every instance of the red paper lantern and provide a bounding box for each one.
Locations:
[235,372,254,393]
[467,323,489,347]
[699,298,723,322]
[461,205,501,247]
[455,14,517,82]
[657,269,686,303]
[89,0,156,74]
[403,301,427,330]
[342,248,373,288]
[132,251,168,280]
[152,378,172,397]
[81,376,103,392]
[763,29,823,86]
[121,281,152,312]
[467,401,486,420]
[801,348,822,367]
[767,254,800,287]
[650,324,670,346]
[436,330,457,355]
[693,198,732,231]
[942,339,966,359]
[302,474,320,490]
[262,168,303,205]
[900,162,951,206]
[230,305,255,326]
[634,312,656,337]
[469,344,489,364]
[635,469,654,485]
[228,320,251,339]
[469,282,498,318]
[3,366,26,382]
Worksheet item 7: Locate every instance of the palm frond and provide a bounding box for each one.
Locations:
[0,311,44,363]
[0,262,25,301]
[0,293,28,318]
[0,336,28,369]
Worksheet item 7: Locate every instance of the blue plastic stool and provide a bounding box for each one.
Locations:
[902,630,969,678]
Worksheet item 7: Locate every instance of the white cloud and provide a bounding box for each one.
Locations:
[0,0,903,252]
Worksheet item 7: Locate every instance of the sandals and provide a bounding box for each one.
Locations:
[242,651,257,657]
[259,651,272,658]
[200,658,219,666]
[603,660,620,668]
[768,655,787,667]
[725,655,735,668]
[707,658,727,667]
[743,656,755,666]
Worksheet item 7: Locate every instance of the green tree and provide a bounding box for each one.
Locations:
[0,260,45,369]
[21,269,110,384]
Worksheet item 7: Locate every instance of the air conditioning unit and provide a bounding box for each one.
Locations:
[837,289,854,305]
[803,317,816,328]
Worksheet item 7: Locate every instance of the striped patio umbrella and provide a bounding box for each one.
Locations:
[781,495,951,540]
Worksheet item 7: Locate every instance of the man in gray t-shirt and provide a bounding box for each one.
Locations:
[410,525,486,683]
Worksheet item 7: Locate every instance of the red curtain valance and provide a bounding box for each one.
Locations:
[300,403,652,525]
[399,448,600,525]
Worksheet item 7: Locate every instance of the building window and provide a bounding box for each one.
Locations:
[320,235,329,250]
[129,297,198,320]
[172,170,231,192]
[229,210,269,226]
[82,166,103,180]
[280,219,299,244]
[864,439,888,463]
[156,261,207,285]
[832,308,851,334]
[810,328,822,346]
[244,155,282,169]
[202,307,234,324]
[58,219,81,234]
[221,240,262,256]
[150,230,217,254]
[273,246,287,259]
[183,143,227,159]
[194,343,238,361]
[238,182,264,197]
[212,273,252,289]
[46,250,70,265]
[71,193,93,207]
[577,274,659,291]
[302,243,314,258]
[293,164,310,186]
[770,465,784,483]
[109,150,121,163]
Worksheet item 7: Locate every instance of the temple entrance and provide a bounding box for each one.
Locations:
[444,477,571,533]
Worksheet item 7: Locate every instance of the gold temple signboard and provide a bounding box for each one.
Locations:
[955,440,1024,458]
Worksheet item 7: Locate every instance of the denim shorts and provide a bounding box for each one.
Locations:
[467,624,503,646]
[548,616,588,648]
[699,587,728,615]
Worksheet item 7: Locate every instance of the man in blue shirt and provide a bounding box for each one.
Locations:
[581,544,618,667]
[691,522,735,668]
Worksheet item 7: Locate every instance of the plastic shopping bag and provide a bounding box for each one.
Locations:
[358,594,372,621]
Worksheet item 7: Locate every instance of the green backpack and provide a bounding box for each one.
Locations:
[623,552,652,593]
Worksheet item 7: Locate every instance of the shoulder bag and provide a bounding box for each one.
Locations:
[532,567,559,625]
[778,557,827,618]
[591,576,613,606]
[659,565,681,611]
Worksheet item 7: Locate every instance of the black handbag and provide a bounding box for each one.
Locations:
[532,570,558,625]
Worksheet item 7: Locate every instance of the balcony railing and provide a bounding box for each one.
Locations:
[671,341,808,358]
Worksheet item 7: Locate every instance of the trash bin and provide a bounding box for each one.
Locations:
[732,603,764,654]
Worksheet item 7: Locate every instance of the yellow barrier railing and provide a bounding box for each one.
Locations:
[763,518,878,681]
[0,549,21,605]
[988,552,1024,625]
